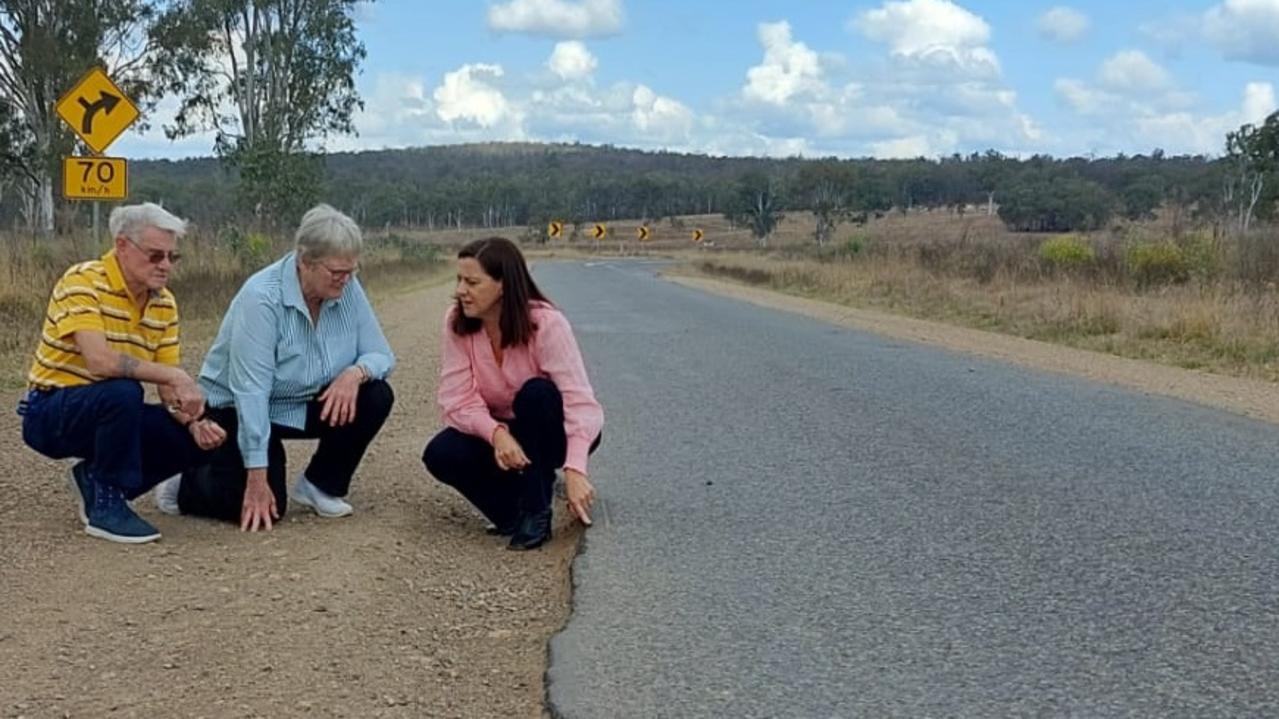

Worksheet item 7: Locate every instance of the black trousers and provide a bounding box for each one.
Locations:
[179,380,394,522]
[422,378,599,529]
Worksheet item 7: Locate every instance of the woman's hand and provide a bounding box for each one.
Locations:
[240,469,278,532]
[563,469,596,526]
[492,426,531,471]
[318,366,364,427]
[189,418,227,450]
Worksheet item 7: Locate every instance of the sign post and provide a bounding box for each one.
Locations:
[55,67,140,237]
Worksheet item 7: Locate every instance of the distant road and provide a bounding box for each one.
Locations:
[539,259,1279,719]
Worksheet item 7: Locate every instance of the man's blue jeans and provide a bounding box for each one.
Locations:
[21,379,203,500]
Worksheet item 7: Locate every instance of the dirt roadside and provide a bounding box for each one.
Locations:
[0,279,580,719]
[668,271,1279,426]
[10,260,1277,719]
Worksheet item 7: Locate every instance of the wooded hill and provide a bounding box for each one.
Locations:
[3,141,1238,236]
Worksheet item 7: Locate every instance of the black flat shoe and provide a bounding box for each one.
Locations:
[485,522,517,536]
[508,508,552,551]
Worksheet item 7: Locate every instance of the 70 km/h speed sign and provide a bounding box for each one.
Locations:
[63,157,128,200]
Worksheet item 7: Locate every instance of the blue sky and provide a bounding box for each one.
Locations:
[116,0,1279,160]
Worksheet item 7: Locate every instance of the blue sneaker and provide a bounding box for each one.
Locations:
[68,461,95,525]
[85,483,161,544]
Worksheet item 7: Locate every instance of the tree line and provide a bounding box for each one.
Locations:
[30,140,1256,244]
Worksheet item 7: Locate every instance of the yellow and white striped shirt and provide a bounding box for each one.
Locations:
[27,249,180,389]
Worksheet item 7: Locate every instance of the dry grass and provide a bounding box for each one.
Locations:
[0,231,448,387]
[688,234,1279,382]
[10,208,1279,386]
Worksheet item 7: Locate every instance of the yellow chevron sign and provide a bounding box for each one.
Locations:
[592,223,607,239]
[637,225,650,241]
[692,228,704,243]
[548,220,563,238]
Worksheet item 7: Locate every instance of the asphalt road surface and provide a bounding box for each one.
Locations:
[539,259,1279,719]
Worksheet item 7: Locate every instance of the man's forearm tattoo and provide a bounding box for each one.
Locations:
[118,354,140,378]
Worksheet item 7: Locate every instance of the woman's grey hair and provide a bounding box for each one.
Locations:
[295,204,363,261]
[109,203,187,241]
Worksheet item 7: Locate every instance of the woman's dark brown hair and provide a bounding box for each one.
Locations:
[451,237,550,347]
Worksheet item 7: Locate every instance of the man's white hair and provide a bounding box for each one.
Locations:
[109,202,188,241]
[295,203,363,260]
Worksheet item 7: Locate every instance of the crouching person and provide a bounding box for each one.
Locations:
[156,204,395,531]
[19,203,226,544]
[422,237,603,551]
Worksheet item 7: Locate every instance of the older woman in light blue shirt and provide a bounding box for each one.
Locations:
[155,204,395,531]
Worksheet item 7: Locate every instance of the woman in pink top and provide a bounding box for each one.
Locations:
[423,237,604,550]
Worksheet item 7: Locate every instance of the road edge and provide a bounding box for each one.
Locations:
[666,270,1279,427]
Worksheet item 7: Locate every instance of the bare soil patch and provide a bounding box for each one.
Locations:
[0,280,580,719]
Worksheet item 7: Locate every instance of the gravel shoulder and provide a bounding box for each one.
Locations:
[0,280,580,719]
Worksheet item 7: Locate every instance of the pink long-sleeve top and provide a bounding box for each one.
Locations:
[437,301,604,475]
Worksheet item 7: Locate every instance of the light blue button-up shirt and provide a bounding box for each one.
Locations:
[198,251,395,468]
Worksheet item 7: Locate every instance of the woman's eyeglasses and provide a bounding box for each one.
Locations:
[314,261,359,281]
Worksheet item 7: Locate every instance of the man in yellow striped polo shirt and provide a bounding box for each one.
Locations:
[19,203,226,543]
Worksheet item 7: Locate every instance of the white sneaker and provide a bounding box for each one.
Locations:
[290,475,353,518]
[154,474,181,515]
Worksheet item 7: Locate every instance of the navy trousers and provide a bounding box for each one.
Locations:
[21,379,204,500]
[422,378,599,529]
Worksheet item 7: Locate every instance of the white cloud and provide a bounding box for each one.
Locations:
[1138,14,1199,58]
[1037,6,1089,43]
[1054,78,1116,116]
[695,128,815,159]
[853,0,998,76]
[870,135,934,158]
[487,0,623,38]
[1056,74,1275,156]
[1098,50,1172,94]
[520,79,702,152]
[742,21,824,105]
[1242,81,1277,124]
[1054,51,1199,133]
[547,41,597,81]
[1205,0,1279,65]
[726,9,1043,156]
[1143,3,1279,66]
[433,64,519,129]
[630,85,694,139]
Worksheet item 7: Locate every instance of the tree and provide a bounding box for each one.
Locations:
[1120,174,1164,222]
[1224,112,1279,234]
[153,0,367,224]
[724,171,783,247]
[796,161,851,247]
[972,150,1010,216]
[997,170,1113,232]
[0,1,161,233]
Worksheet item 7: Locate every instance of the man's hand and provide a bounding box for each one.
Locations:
[165,371,205,420]
[492,426,531,471]
[240,469,278,532]
[318,366,363,427]
[189,419,227,450]
[563,469,596,526]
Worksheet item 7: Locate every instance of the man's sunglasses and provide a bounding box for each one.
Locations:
[128,238,182,264]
